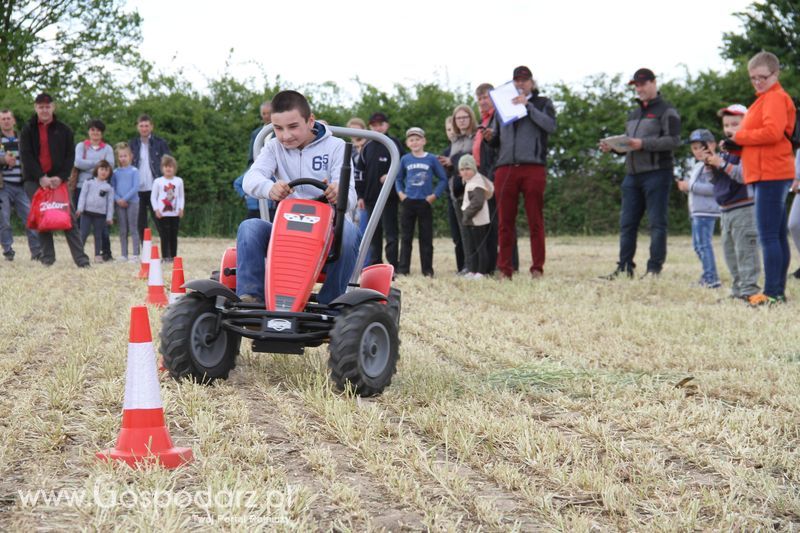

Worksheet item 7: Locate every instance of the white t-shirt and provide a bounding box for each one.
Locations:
[138,140,153,191]
[150,177,185,217]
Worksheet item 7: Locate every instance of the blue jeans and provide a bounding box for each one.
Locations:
[619,169,672,272]
[754,180,792,298]
[691,216,720,286]
[236,217,361,304]
[0,182,41,257]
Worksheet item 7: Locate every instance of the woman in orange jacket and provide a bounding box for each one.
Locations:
[733,51,797,305]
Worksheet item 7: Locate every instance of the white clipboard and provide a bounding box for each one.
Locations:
[489,82,528,125]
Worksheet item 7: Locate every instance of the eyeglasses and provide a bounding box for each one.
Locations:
[749,72,774,83]
[454,116,471,121]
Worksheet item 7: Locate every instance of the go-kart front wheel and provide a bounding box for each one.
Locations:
[159,293,240,384]
[328,301,399,397]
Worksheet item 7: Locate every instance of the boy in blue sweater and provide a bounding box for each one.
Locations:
[395,127,448,277]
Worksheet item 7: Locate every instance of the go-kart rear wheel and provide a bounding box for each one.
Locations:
[159,293,240,384]
[328,301,399,397]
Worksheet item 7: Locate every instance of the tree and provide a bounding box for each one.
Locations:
[0,0,144,98]
[721,0,800,75]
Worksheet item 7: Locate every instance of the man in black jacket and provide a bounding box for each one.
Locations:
[19,93,90,267]
[599,68,682,279]
[356,112,405,267]
[129,114,171,242]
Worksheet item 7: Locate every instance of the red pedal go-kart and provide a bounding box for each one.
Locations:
[159,127,401,396]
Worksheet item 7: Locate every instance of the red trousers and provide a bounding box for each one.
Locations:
[494,164,546,276]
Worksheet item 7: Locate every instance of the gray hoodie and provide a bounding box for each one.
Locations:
[77,178,114,221]
[684,162,720,218]
[244,123,357,214]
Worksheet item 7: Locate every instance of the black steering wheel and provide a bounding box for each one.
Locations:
[286,178,329,203]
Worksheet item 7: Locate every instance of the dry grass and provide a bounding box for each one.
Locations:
[0,234,798,531]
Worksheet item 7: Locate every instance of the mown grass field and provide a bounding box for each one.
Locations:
[0,234,798,531]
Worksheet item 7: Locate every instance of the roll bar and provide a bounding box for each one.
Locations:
[251,124,400,287]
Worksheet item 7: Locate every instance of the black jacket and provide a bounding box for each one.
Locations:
[19,114,75,183]
[129,134,171,188]
[355,134,405,204]
[622,94,681,175]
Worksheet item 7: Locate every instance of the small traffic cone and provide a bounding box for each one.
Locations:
[145,247,168,307]
[96,306,192,469]
[173,256,183,271]
[169,268,186,304]
[138,228,152,279]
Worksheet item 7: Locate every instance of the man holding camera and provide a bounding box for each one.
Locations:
[599,68,681,279]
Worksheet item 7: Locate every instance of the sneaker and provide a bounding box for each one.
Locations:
[699,280,722,289]
[530,270,543,279]
[471,272,484,280]
[793,268,800,279]
[239,294,261,303]
[116,256,129,263]
[130,255,139,263]
[639,270,660,280]
[31,253,42,262]
[747,293,786,307]
[600,265,634,280]
[94,255,104,263]
[3,249,14,261]
[456,268,470,277]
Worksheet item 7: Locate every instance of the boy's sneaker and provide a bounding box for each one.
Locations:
[239,294,261,304]
[3,249,14,261]
[747,293,786,307]
[699,280,722,289]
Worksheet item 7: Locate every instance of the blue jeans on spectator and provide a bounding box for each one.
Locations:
[236,217,361,304]
[754,179,792,298]
[0,182,41,258]
[691,216,720,287]
[619,169,672,273]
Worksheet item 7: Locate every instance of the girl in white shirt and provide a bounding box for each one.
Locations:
[150,155,184,261]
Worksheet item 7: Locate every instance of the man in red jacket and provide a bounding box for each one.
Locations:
[19,93,90,267]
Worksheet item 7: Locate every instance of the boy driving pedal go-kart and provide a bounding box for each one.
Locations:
[158,90,402,397]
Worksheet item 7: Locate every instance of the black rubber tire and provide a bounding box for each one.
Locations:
[159,293,240,384]
[328,301,400,397]
[387,287,401,327]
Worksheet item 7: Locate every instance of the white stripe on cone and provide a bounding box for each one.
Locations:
[123,342,162,410]
[141,239,151,265]
[148,252,164,287]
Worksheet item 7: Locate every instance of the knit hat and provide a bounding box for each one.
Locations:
[458,154,478,172]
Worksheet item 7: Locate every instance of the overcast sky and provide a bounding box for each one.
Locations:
[129,0,754,99]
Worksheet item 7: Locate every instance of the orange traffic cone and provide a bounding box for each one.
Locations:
[138,228,152,279]
[145,247,168,307]
[169,268,186,304]
[173,256,183,271]
[96,306,192,469]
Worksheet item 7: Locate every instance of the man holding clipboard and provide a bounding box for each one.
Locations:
[483,66,557,280]
[598,68,681,280]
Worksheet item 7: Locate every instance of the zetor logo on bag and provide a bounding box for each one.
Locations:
[29,183,73,232]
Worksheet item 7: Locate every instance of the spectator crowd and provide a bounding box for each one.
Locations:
[3,51,798,307]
